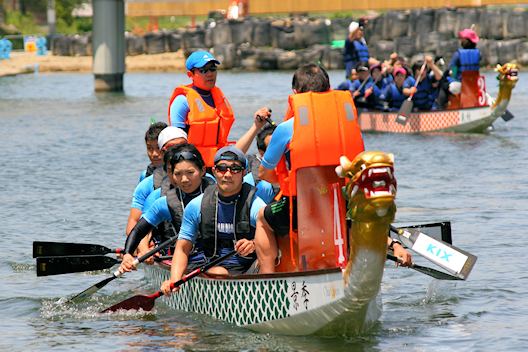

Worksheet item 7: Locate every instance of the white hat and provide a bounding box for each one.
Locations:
[157,126,188,149]
[348,21,359,33]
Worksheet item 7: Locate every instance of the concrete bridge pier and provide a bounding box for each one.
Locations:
[93,0,125,92]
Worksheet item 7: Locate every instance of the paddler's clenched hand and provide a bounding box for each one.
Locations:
[254,107,272,129]
[161,279,180,296]
[235,239,256,257]
[119,253,138,273]
[393,243,413,267]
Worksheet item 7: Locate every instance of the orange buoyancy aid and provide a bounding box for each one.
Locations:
[168,85,235,166]
[275,90,365,196]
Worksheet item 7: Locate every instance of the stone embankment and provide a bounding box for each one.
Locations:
[9,7,528,75]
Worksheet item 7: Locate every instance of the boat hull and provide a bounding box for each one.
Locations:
[144,249,385,336]
[358,105,503,134]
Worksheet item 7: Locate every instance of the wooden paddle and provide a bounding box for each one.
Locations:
[390,225,477,280]
[396,61,428,125]
[386,254,462,280]
[101,249,237,313]
[67,234,178,304]
[33,241,123,258]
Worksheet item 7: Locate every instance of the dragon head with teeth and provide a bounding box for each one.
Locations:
[336,151,397,222]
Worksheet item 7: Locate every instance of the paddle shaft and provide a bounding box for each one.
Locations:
[151,249,238,300]
[406,61,428,102]
[101,249,237,312]
[386,254,461,280]
[67,234,179,303]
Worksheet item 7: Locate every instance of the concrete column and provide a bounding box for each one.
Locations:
[47,0,56,35]
[92,0,125,92]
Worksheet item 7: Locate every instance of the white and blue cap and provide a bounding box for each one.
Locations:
[214,146,247,168]
[185,51,221,71]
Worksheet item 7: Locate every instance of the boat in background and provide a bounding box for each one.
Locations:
[358,63,519,134]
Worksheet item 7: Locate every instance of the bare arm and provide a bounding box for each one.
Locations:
[425,55,443,81]
[258,164,279,184]
[126,208,142,235]
[235,107,270,153]
[160,239,193,295]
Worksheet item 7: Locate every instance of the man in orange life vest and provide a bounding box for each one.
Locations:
[255,64,412,273]
[167,51,235,167]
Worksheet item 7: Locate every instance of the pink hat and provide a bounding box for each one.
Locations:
[458,28,479,43]
[393,67,407,77]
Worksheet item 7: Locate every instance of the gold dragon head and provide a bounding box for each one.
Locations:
[495,62,519,87]
[336,151,397,223]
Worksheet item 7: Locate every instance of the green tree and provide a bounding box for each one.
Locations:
[56,0,87,26]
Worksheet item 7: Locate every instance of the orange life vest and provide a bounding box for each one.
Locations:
[275,90,365,196]
[167,85,235,166]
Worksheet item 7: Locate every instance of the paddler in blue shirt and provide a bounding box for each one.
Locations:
[343,21,371,80]
[403,56,443,111]
[138,121,167,184]
[126,126,188,235]
[380,67,410,111]
[119,144,215,271]
[337,62,382,110]
[159,146,274,295]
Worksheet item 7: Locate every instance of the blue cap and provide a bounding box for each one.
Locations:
[185,51,220,71]
[214,146,247,168]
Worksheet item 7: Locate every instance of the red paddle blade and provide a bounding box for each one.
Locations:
[101,292,160,313]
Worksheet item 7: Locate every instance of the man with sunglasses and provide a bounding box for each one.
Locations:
[161,146,271,294]
[168,50,235,167]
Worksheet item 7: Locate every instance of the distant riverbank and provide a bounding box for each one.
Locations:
[0,51,185,77]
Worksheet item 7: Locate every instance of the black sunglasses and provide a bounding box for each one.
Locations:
[172,151,199,163]
[194,66,217,74]
[214,164,245,174]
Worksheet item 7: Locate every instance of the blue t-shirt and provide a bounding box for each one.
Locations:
[178,191,266,267]
[261,119,294,170]
[130,175,155,210]
[142,195,172,226]
[169,95,190,129]
[138,170,147,184]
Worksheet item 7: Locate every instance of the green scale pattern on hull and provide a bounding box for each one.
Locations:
[145,265,291,326]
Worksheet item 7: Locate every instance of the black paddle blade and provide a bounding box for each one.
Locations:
[396,100,413,125]
[68,275,118,304]
[501,109,514,122]
[411,264,463,281]
[101,292,160,313]
[36,255,119,276]
[33,241,116,257]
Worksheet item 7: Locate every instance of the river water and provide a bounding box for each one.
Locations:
[1,69,527,351]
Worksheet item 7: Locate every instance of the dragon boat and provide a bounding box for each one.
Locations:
[144,151,397,336]
[358,63,519,134]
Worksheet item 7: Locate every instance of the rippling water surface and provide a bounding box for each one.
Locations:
[1,69,527,351]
